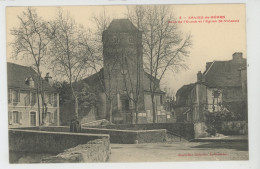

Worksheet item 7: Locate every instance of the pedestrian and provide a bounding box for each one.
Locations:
[70,115,81,132]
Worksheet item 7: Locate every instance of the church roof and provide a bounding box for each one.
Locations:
[106,19,139,32]
[80,68,105,92]
[143,71,165,94]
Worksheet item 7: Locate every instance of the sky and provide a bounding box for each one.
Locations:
[6,4,246,96]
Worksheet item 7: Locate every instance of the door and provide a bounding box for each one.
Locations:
[30,112,36,126]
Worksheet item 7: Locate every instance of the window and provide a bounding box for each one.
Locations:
[48,94,52,104]
[112,36,119,44]
[212,90,220,98]
[9,111,22,125]
[160,95,163,104]
[13,111,19,124]
[122,99,130,111]
[46,112,54,124]
[54,93,57,107]
[24,92,30,106]
[31,92,37,105]
[13,90,20,103]
[25,77,34,88]
[8,111,12,124]
[30,112,36,126]
[45,93,53,105]
[8,89,12,103]
[29,78,34,88]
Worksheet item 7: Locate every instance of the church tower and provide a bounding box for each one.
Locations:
[102,19,145,122]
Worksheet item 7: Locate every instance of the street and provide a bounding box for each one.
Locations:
[109,141,248,162]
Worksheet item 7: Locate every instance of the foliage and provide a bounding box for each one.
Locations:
[52,81,72,105]
[53,81,100,109]
[204,102,247,135]
[75,83,100,108]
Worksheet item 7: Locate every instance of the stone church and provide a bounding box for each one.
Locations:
[79,19,170,124]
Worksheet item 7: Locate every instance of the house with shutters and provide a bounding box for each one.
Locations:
[174,52,247,122]
[7,62,60,128]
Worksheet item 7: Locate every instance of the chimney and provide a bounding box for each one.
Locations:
[44,73,53,86]
[232,52,243,62]
[197,71,204,82]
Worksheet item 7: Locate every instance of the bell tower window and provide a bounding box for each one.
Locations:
[112,36,119,44]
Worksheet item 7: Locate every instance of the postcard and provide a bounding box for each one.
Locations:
[5,3,249,165]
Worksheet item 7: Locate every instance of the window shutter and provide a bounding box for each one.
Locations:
[8,111,12,124]
[8,89,12,103]
[12,91,15,102]
[52,94,54,105]
[18,91,20,102]
[28,93,30,105]
[10,90,13,103]
[19,111,22,124]
[51,113,54,123]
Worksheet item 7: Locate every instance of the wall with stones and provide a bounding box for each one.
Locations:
[218,121,248,135]
[9,129,109,154]
[81,127,166,144]
[42,138,110,163]
[13,126,166,144]
[194,122,209,138]
[98,123,196,140]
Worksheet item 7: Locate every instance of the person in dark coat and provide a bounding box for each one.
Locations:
[70,115,81,132]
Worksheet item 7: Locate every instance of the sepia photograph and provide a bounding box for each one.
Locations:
[5,3,250,164]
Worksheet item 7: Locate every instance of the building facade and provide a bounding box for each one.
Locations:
[174,52,247,122]
[7,62,60,128]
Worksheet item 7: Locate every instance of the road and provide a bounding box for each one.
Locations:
[109,141,248,162]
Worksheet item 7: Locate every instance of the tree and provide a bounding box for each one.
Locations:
[52,81,72,106]
[119,43,142,124]
[88,10,119,123]
[10,7,54,125]
[48,9,92,117]
[127,5,192,123]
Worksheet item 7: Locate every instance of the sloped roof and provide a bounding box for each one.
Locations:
[80,68,165,94]
[143,71,165,94]
[106,19,139,32]
[203,58,246,88]
[176,83,196,97]
[80,68,105,92]
[7,62,56,92]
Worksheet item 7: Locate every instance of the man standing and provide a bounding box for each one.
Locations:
[70,115,81,132]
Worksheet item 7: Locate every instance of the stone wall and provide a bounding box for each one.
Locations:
[81,127,166,144]
[218,121,248,135]
[97,123,196,140]
[13,126,166,144]
[194,122,209,138]
[42,138,110,163]
[9,129,109,154]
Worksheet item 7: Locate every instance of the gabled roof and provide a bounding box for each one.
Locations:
[176,83,196,97]
[203,58,246,88]
[79,68,105,92]
[143,71,165,94]
[7,62,56,92]
[106,19,139,32]
[79,68,165,94]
